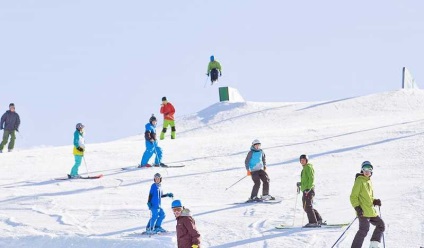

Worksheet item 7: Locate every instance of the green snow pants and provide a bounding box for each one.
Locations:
[0,130,16,151]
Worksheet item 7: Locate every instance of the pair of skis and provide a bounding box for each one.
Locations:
[121,164,185,171]
[275,223,348,230]
[54,174,103,180]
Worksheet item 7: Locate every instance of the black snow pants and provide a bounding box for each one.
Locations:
[302,189,322,224]
[250,170,269,198]
[351,216,385,248]
[211,68,219,82]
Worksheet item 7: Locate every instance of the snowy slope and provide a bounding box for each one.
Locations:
[0,89,423,247]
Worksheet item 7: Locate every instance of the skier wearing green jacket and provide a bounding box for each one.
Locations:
[206,55,222,84]
[297,154,324,227]
[350,161,385,248]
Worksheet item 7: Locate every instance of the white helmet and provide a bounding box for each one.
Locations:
[252,139,261,145]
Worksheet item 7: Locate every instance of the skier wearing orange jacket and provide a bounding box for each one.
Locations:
[160,96,176,140]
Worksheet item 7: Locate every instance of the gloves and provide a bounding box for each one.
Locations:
[373,199,381,206]
[247,170,251,176]
[167,193,174,198]
[220,72,222,77]
[354,206,363,217]
[263,166,266,171]
[147,202,152,210]
[296,182,301,194]
[191,245,199,248]
[76,147,84,152]
[206,73,209,77]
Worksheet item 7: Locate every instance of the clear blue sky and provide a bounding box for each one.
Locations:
[1,0,423,148]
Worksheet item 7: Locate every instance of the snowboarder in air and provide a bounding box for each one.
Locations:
[69,123,85,178]
[206,55,222,85]
[297,154,324,227]
[159,96,176,140]
[146,173,174,234]
[140,115,164,167]
[171,199,201,248]
[350,161,385,248]
[245,139,274,201]
[0,103,20,153]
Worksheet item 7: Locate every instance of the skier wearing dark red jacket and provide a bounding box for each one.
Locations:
[171,199,201,248]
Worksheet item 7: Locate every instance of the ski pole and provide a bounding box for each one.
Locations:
[225,175,247,191]
[82,156,90,177]
[203,74,209,88]
[292,191,299,226]
[330,217,358,248]
[379,206,386,248]
[301,197,305,228]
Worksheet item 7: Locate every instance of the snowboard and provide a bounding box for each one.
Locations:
[55,174,104,180]
[121,164,185,171]
[275,223,348,229]
[235,196,282,204]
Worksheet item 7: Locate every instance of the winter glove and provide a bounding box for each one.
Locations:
[191,245,199,248]
[373,199,381,206]
[167,193,174,198]
[247,170,251,176]
[220,72,222,77]
[147,202,152,210]
[206,73,209,77]
[263,166,266,171]
[354,206,363,217]
[76,147,84,152]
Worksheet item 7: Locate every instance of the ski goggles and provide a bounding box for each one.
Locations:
[362,165,373,172]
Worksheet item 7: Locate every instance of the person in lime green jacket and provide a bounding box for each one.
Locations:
[69,123,85,178]
[206,55,222,84]
[297,154,323,227]
[350,161,385,248]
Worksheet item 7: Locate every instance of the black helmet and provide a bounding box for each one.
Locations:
[154,173,162,183]
[299,154,309,162]
[149,114,157,123]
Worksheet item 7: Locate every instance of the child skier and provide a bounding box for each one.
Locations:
[350,161,385,248]
[298,154,324,227]
[146,173,174,234]
[159,96,176,140]
[171,199,201,248]
[206,55,222,84]
[245,139,274,201]
[140,115,164,167]
[69,123,85,178]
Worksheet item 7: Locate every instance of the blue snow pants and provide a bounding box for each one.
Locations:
[147,207,165,230]
[141,141,162,165]
[70,155,83,176]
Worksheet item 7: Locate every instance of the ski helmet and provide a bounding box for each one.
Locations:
[210,55,214,61]
[154,173,162,183]
[162,96,167,101]
[299,154,309,162]
[76,123,84,130]
[171,199,182,208]
[252,139,261,145]
[149,114,157,123]
[361,161,373,170]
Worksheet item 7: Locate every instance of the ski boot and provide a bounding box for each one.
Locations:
[261,195,275,201]
[154,227,167,233]
[303,223,321,228]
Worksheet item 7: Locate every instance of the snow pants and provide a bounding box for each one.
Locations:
[302,189,323,224]
[70,155,83,176]
[351,216,385,248]
[0,130,16,151]
[211,68,219,82]
[160,120,176,140]
[147,207,165,230]
[141,141,162,165]
[250,170,269,198]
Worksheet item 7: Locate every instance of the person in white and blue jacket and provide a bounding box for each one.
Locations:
[245,139,274,201]
[146,173,173,234]
[140,115,164,167]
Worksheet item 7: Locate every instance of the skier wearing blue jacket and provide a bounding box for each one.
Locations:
[146,173,174,234]
[140,115,164,167]
[69,123,85,178]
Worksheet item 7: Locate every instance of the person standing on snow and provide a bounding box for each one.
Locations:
[297,154,324,227]
[350,161,385,248]
[159,96,176,140]
[206,55,222,84]
[171,199,201,248]
[69,123,85,178]
[0,103,21,153]
[245,139,274,201]
[146,173,174,234]
[140,115,165,167]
